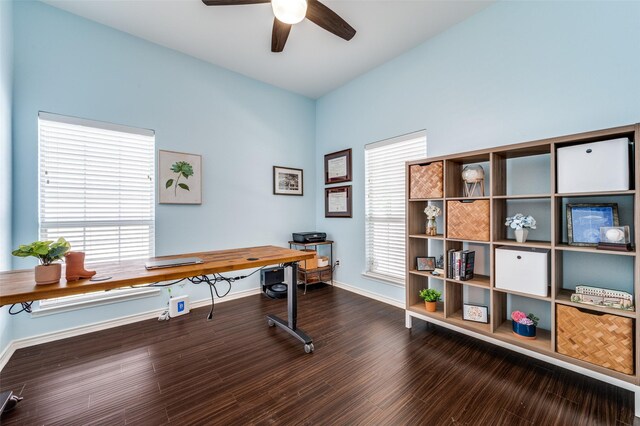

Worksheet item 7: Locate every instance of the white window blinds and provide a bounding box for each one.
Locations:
[365,132,426,284]
[38,112,155,264]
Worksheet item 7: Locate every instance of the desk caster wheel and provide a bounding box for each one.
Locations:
[304,343,314,353]
[268,319,275,327]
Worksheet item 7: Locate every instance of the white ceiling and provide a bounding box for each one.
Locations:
[42,0,494,99]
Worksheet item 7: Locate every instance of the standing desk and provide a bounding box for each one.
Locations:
[0,245,316,352]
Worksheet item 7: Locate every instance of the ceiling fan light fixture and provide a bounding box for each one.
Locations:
[271,0,307,25]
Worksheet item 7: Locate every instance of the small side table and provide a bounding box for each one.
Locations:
[288,240,334,294]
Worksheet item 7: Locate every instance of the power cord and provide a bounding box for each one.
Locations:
[8,302,33,315]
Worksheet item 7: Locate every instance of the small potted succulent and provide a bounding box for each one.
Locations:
[423,204,442,236]
[511,310,539,340]
[505,213,536,243]
[12,238,71,285]
[419,288,442,312]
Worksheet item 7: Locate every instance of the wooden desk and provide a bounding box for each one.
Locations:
[0,245,316,352]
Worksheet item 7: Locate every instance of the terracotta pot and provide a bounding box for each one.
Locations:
[35,264,62,285]
[65,251,96,281]
[425,301,437,312]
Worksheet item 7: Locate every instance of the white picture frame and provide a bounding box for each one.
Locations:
[159,150,202,204]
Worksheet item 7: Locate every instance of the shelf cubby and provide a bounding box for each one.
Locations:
[492,197,552,243]
[445,282,491,333]
[445,157,490,198]
[492,292,552,351]
[491,150,551,197]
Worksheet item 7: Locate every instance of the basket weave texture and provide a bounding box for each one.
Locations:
[446,200,490,241]
[556,304,634,374]
[410,162,443,199]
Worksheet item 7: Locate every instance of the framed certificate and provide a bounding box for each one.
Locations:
[324,149,352,184]
[325,185,352,218]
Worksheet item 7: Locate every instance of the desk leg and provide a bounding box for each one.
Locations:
[266,262,314,353]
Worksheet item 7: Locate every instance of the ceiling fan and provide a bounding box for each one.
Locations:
[201,0,356,52]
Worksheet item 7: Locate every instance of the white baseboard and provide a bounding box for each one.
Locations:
[0,287,260,372]
[332,280,404,309]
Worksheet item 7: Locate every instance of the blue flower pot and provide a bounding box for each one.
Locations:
[512,321,536,340]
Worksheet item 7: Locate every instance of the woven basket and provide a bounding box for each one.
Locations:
[556,304,634,374]
[446,200,490,241]
[410,162,443,199]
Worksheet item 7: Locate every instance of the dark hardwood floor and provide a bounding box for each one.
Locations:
[0,285,635,425]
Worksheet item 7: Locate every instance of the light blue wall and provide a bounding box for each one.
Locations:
[316,1,640,302]
[0,0,14,352]
[10,1,316,340]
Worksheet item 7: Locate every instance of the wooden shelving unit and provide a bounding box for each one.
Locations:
[405,123,640,386]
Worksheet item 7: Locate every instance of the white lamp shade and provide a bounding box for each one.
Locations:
[272,0,307,25]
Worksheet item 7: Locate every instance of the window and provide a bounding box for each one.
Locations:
[37,112,155,309]
[365,131,426,285]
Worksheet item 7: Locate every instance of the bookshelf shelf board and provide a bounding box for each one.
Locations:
[555,244,636,257]
[493,239,551,249]
[555,290,636,319]
[446,238,491,245]
[409,198,444,202]
[554,190,636,198]
[409,234,444,240]
[492,194,552,200]
[408,302,445,320]
[409,270,445,280]
[493,287,551,302]
[494,321,552,352]
[447,310,492,333]
[445,196,491,201]
[445,274,491,289]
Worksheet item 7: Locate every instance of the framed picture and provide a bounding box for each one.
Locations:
[325,185,352,218]
[416,256,436,271]
[567,203,619,246]
[324,148,352,184]
[159,150,202,204]
[462,304,489,323]
[273,166,303,196]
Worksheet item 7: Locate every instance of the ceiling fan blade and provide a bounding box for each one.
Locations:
[202,0,269,5]
[306,0,356,41]
[272,18,292,52]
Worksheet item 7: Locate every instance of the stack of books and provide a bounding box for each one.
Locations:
[447,249,475,281]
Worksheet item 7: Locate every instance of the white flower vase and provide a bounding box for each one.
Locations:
[515,228,528,243]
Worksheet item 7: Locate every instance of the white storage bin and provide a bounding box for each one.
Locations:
[495,247,550,297]
[556,138,630,194]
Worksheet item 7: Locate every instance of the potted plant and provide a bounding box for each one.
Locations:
[511,310,539,340]
[505,213,537,243]
[423,205,442,236]
[12,238,71,285]
[419,288,442,312]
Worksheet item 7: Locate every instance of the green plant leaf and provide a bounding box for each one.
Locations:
[165,179,174,189]
[178,183,190,191]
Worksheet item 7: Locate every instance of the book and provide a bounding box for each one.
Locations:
[460,251,475,281]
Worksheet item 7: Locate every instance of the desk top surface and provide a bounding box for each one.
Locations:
[0,245,314,306]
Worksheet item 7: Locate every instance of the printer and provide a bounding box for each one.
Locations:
[292,232,327,243]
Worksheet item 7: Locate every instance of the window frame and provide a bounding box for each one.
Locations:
[364,131,427,286]
[35,112,156,312]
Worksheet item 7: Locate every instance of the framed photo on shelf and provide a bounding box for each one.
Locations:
[462,304,489,323]
[273,166,303,196]
[416,256,436,272]
[324,148,352,184]
[567,203,619,246]
[325,185,352,218]
[159,150,202,205]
